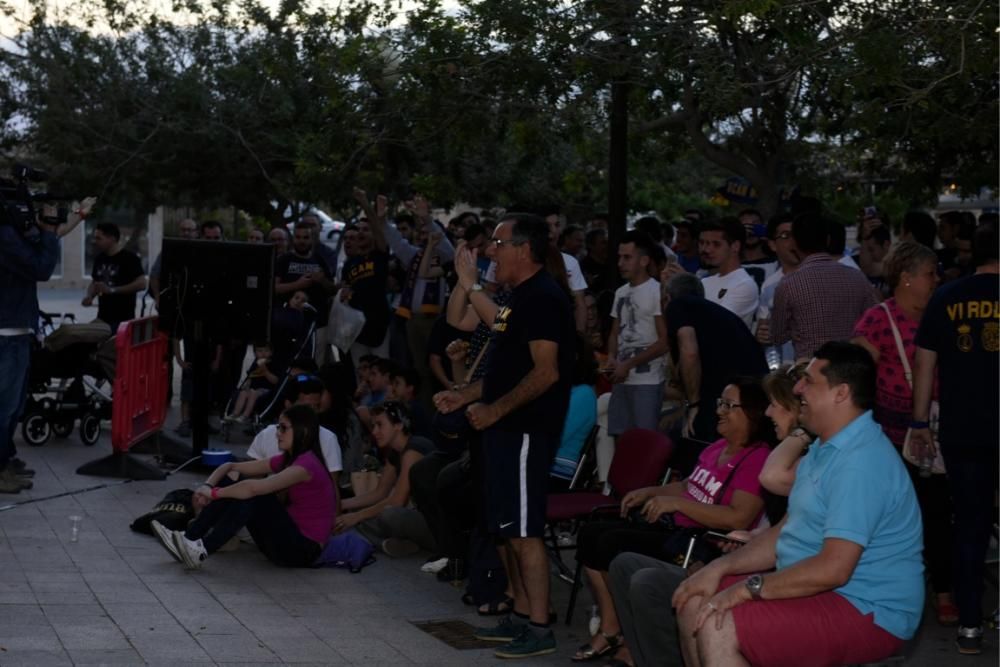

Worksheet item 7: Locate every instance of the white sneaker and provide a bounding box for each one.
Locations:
[150,520,182,563]
[421,557,449,574]
[172,531,208,570]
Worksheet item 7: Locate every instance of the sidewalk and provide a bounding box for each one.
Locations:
[7,290,991,665]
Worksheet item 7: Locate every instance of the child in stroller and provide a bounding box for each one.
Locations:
[223,344,280,425]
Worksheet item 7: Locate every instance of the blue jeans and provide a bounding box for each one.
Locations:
[0,335,32,470]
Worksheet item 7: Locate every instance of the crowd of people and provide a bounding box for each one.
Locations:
[4,189,997,664]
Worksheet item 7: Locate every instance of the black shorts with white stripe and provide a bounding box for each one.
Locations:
[482,430,559,538]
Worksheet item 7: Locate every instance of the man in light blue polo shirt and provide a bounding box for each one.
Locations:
[672,341,923,667]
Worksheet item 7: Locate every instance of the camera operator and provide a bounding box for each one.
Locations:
[0,207,61,493]
[82,222,147,333]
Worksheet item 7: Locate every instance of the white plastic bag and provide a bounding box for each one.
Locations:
[329,291,366,351]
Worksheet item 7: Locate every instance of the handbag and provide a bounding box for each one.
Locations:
[881,303,946,474]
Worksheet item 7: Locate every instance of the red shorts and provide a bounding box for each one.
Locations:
[718,575,904,667]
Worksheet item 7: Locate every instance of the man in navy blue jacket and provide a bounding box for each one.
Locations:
[0,211,60,493]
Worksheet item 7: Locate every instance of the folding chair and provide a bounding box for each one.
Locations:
[546,425,600,579]
[545,428,674,624]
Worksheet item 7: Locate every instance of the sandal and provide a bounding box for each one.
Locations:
[478,595,515,616]
[572,632,623,662]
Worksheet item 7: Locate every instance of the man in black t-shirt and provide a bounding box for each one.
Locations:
[340,219,391,365]
[275,224,335,332]
[83,222,146,333]
[911,223,999,653]
[663,273,767,473]
[433,214,573,659]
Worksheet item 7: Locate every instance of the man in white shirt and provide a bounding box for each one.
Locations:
[247,377,343,492]
[605,231,668,435]
[699,218,759,328]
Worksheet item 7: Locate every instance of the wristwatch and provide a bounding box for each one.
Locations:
[745,574,764,600]
[469,283,484,293]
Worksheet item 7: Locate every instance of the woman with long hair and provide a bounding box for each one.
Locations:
[152,404,334,569]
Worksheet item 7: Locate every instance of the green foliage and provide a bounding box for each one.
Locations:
[0,0,993,223]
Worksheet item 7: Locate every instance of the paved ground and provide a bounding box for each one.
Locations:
[1,287,990,665]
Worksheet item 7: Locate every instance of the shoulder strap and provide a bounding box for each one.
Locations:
[879,302,912,388]
[712,446,758,505]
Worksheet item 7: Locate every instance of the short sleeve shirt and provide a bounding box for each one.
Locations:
[777,411,924,639]
[92,249,144,331]
[611,278,665,384]
[341,250,391,346]
[269,451,335,544]
[562,252,588,292]
[482,269,575,436]
[673,439,769,529]
[915,273,999,448]
[276,251,332,326]
[702,268,759,328]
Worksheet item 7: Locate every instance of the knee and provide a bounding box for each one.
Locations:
[675,595,702,635]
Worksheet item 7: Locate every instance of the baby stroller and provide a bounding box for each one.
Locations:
[19,312,116,447]
[219,303,316,442]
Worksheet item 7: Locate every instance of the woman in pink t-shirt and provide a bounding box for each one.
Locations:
[571,377,775,663]
[851,241,955,626]
[151,404,335,569]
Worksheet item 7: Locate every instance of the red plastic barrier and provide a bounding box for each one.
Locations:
[111,317,169,453]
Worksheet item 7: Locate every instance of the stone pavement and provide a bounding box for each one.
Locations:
[7,288,991,665]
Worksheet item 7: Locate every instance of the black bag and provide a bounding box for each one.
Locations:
[130,489,195,535]
[464,529,509,607]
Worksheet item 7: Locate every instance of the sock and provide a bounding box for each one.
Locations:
[528,621,551,637]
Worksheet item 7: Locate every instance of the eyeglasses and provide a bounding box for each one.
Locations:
[489,238,522,249]
[716,398,743,412]
[773,231,792,241]
[276,423,290,434]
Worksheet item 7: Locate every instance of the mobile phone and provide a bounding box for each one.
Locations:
[704,530,748,544]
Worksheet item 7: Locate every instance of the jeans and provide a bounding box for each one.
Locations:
[0,335,32,470]
[608,552,686,667]
[941,445,999,628]
[186,483,321,568]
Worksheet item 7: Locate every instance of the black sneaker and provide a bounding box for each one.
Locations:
[9,458,35,478]
[956,626,983,655]
[436,558,468,583]
[494,626,556,659]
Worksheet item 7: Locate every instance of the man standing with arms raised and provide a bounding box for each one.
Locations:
[434,214,574,658]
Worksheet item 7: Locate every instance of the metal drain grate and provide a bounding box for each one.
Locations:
[410,619,497,650]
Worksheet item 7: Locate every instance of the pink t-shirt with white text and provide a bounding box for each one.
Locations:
[673,439,769,528]
[269,451,335,545]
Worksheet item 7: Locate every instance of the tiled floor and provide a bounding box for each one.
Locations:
[12,288,994,665]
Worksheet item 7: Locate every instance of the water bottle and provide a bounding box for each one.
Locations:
[919,455,933,478]
[765,346,781,371]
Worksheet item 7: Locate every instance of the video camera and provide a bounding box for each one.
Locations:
[0,164,69,236]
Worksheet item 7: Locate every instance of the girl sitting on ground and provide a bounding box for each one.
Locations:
[151,404,334,569]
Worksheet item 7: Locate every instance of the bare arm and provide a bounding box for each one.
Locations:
[758,430,811,496]
[428,353,452,390]
[641,489,765,531]
[115,275,148,296]
[911,346,937,422]
[341,464,398,512]
[677,326,701,403]
[851,336,881,364]
[468,339,558,429]
[214,464,310,500]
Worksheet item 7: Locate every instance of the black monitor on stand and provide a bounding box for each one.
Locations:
[157,239,274,460]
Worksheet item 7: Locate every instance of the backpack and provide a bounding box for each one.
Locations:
[130,489,194,535]
[464,529,509,606]
[314,530,376,573]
